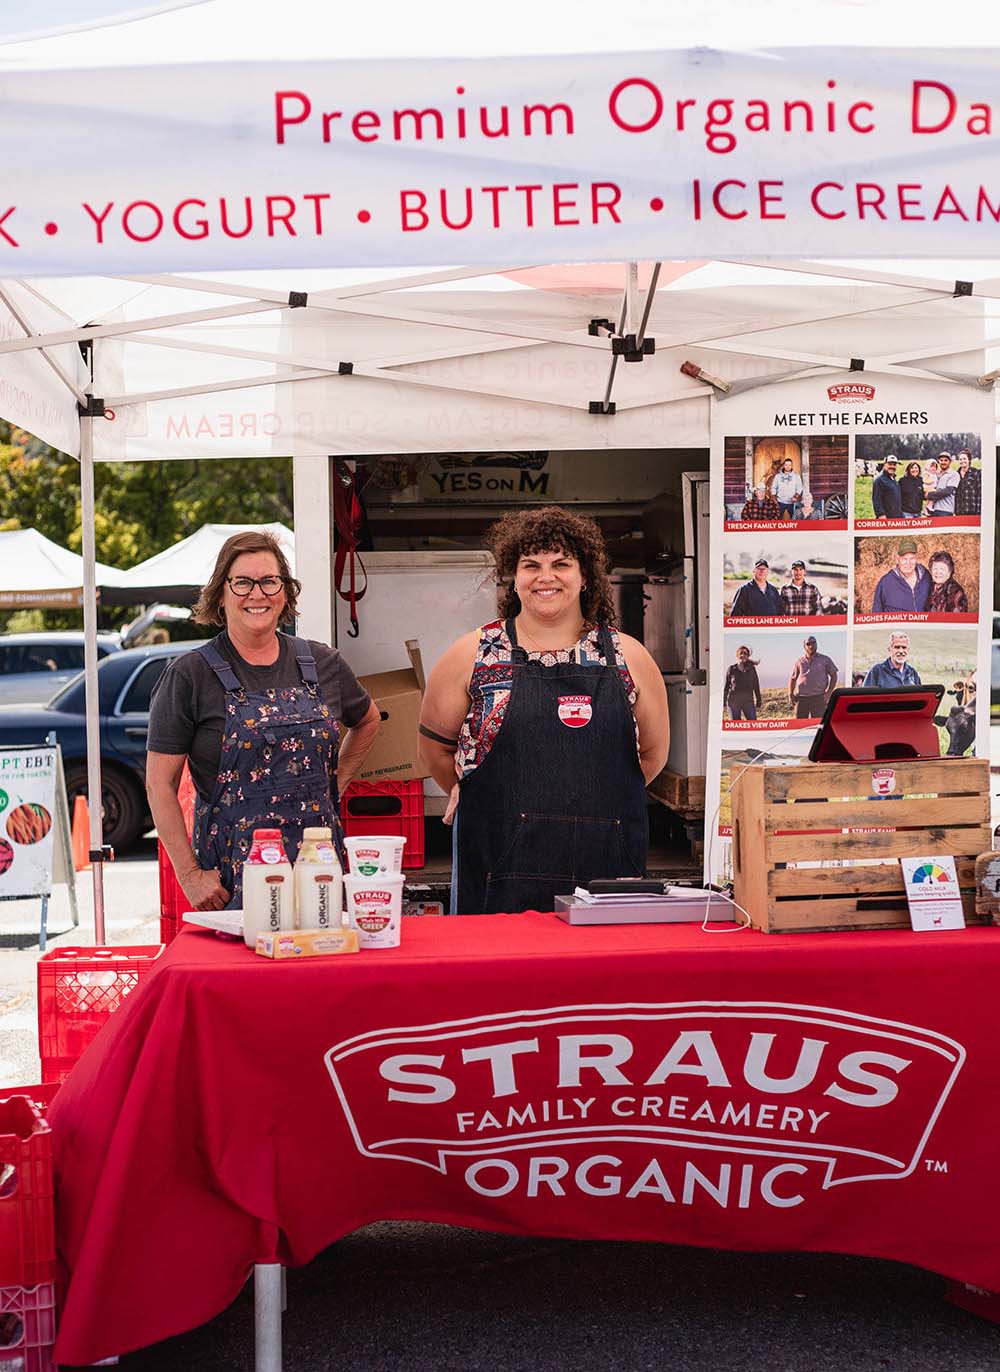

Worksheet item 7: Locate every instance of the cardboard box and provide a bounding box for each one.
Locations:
[356,639,428,783]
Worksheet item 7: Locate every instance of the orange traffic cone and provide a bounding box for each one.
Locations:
[71,795,91,872]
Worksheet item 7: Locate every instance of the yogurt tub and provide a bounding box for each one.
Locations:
[344,835,406,877]
[344,873,405,949]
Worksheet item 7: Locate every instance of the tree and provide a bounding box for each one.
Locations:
[0,422,293,630]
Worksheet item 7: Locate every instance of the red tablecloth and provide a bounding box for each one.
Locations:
[50,916,1000,1364]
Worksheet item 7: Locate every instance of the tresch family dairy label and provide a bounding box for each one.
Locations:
[324,1003,964,1205]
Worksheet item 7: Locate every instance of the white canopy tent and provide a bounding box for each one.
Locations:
[1,0,999,950]
[0,526,124,608]
[103,521,294,604]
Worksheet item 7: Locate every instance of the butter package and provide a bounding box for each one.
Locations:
[255,928,360,959]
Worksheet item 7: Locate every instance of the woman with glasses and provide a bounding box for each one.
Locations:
[146,530,380,912]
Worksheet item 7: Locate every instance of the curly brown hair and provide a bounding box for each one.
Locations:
[485,506,616,626]
[193,530,300,627]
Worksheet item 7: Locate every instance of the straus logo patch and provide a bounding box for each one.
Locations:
[871,767,896,796]
[558,695,592,728]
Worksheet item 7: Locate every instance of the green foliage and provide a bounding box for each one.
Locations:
[0,422,293,632]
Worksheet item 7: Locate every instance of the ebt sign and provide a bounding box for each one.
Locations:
[325,1004,963,1212]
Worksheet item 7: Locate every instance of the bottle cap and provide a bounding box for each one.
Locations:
[252,828,282,840]
[302,827,333,841]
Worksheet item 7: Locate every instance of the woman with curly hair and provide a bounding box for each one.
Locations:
[419,506,668,914]
[146,530,381,911]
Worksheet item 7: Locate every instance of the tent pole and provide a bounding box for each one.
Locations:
[80,408,107,944]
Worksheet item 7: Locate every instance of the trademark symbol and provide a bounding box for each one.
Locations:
[923,1158,948,1174]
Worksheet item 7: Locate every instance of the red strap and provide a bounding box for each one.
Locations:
[333,462,367,638]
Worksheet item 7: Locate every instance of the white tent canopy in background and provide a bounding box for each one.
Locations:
[0,527,124,608]
[102,521,294,604]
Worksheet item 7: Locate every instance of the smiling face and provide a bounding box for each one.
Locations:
[896,551,918,577]
[803,639,817,658]
[222,550,286,639]
[939,455,952,471]
[958,453,971,475]
[791,565,806,585]
[781,459,793,473]
[514,547,583,620]
[930,558,951,585]
[753,563,769,586]
[888,634,910,666]
[737,647,750,664]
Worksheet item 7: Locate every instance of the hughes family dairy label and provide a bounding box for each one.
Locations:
[557,695,592,728]
[324,1003,964,1213]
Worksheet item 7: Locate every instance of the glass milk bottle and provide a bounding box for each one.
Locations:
[242,828,293,948]
[294,826,343,930]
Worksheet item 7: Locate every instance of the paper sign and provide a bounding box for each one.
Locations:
[0,746,58,899]
[899,855,966,932]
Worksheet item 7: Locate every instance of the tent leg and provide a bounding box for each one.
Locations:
[80,408,107,944]
[254,1264,283,1372]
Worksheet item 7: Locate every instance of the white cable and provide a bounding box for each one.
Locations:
[698,719,824,933]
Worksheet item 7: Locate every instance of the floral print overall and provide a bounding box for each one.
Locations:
[192,638,342,908]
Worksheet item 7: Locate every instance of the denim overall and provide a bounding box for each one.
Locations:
[453,618,648,913]
[192,637,342,908]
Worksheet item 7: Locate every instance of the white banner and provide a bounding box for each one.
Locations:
[6,48,1000,273]
[706,373,995,884]
[0,746,59,898]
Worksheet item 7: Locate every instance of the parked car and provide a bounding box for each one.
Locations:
[0,632,122,705]
[0,641,201,849]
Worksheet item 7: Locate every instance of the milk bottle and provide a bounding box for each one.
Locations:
[294,826,343,930]
[242,828,293,948]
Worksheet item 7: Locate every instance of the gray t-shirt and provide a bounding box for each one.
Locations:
[148,631,371,799]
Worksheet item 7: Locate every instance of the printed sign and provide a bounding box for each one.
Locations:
[708,374,994,879]
[0,746,59,899]
[10,51,1000,274]
[900,855,966,931]
[326,1002,964,1209]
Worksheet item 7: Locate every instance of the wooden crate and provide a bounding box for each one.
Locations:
[648,768,706,819]
[732,757,992,933]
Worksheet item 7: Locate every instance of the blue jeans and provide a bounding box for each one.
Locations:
[778,502,796,520]
[730,700,757,720]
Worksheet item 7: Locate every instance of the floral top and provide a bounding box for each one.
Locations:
[456,620,639,779]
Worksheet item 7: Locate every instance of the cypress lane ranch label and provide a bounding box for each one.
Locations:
[325,1004,963,1211]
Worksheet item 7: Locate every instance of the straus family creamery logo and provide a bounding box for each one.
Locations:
[324,1003,964,1211]
[558,695,592,728]
[827,382,876,404]
[871,767,896,796]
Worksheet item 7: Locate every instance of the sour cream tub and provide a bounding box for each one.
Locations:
[344,873,405,949]
[344,835,406,878]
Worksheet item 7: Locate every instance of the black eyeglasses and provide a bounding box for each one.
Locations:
[226,576,286,597]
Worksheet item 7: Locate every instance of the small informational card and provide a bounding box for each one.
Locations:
[899,856,966,932]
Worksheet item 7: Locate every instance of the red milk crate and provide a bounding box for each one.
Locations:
[36,945,165,1084]
[158,764,196,946]
[0,1097,54,1289]
[341,778,425,869]
[0,1087,58,1119]
[0,1282,56,1372]
[158,843,186,946]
